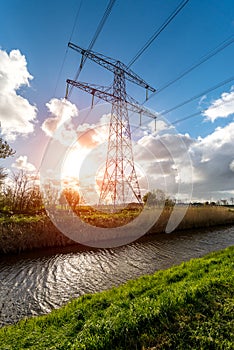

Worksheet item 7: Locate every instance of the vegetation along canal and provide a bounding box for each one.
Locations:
[0,225,233,327]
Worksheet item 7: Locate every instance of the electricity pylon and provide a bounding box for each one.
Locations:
[66,42,157,207]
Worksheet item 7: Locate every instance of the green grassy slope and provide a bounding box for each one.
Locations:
[0,246,233,349]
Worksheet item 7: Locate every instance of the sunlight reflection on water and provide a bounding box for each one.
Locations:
[0,225,233,326]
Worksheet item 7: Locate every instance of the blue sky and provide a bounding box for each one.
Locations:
[0,0,234,201]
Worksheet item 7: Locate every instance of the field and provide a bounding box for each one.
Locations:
[0,246,233,349]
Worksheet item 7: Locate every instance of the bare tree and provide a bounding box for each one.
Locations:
[10,170,31,212]
[0,136,15,159]
[0,128,15,187]
[42,182,60,209]
[3,170,43,213]
[221,199,228,206]
[143,189,166,207]
[0,167,7,186]
[62,187,80,211]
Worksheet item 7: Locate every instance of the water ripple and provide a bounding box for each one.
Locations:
[0,226,233,326]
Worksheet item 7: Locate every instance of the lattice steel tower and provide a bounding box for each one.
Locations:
[66,42,157,207]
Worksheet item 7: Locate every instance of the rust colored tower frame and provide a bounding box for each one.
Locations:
[66,42,157,207]
[99,64,141,206]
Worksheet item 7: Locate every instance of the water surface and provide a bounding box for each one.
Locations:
[0,226,233,326]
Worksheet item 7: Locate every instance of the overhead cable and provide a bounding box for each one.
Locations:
[149,35,234,100]
[54,0,83,96]
[130,76,234,132]
[127,0,190,67]
[172,96,234,125]
[160,75,234,117]
[128,35,234,124]
[68,0,117,97]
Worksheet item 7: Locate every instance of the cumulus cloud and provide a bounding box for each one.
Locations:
[42,101,110,149]
[229,160,234,172]
[42,98,78,137]
[12,155,36,172]
[147,118,173,134]
[0,49,37,140]
[203,87,234,122]
[41,98,79,146]
[137,132,194,161]
[134,120,234,201]
[76,115,109,148]
[185,122,234,199]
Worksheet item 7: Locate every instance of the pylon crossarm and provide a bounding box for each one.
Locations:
[66,79,157,120]
[125,92,158,119]
[68,42,156,92]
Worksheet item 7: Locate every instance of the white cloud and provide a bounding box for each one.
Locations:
[41,98,78,146]
[147,118,173,134]
[187,122,234,199]
[0,49,37,140]
[137,132,194,161]
[76,114,110,148]
[42,101,110,149]
[12,155,36,172]
[46,97,78,123]
[203,87,234,122]
[42,98,78,137]
[134,121,234,201]
[198,94,207,106]
[229,160,234,172]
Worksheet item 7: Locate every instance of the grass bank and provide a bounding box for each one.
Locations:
[0,246,233,349]
[0,206,234,254]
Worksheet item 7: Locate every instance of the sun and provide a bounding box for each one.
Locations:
[61,142,104,204]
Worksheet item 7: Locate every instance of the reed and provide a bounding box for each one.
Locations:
[148,205,234,233]
[0,206,233,254]
[0,215,74,254]
[178,205,234,229]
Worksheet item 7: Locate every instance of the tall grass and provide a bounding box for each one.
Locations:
[149,205,234,233]
[179,206,234,229]
[0,206,234,254]
[0,215,74,254]
[0,246,233,349]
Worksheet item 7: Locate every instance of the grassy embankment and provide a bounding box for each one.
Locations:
[0,205,234,254]
[0,246,233,349]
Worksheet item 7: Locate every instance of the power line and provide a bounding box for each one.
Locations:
[87,0,116,52]
[80,76,234,131]
[53,0,83,96]
[68,1,83,43]
[172,96,234,125]
[149,35,234,99]
[125,4,233,132]
[127,35,234,126]
[68,0,116,97]
[127,0,190,67]
[67,3,233,134]
[159,76,234,117]
[172,110,203,124]
[77,0,189,125]
[130,77,234,132]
